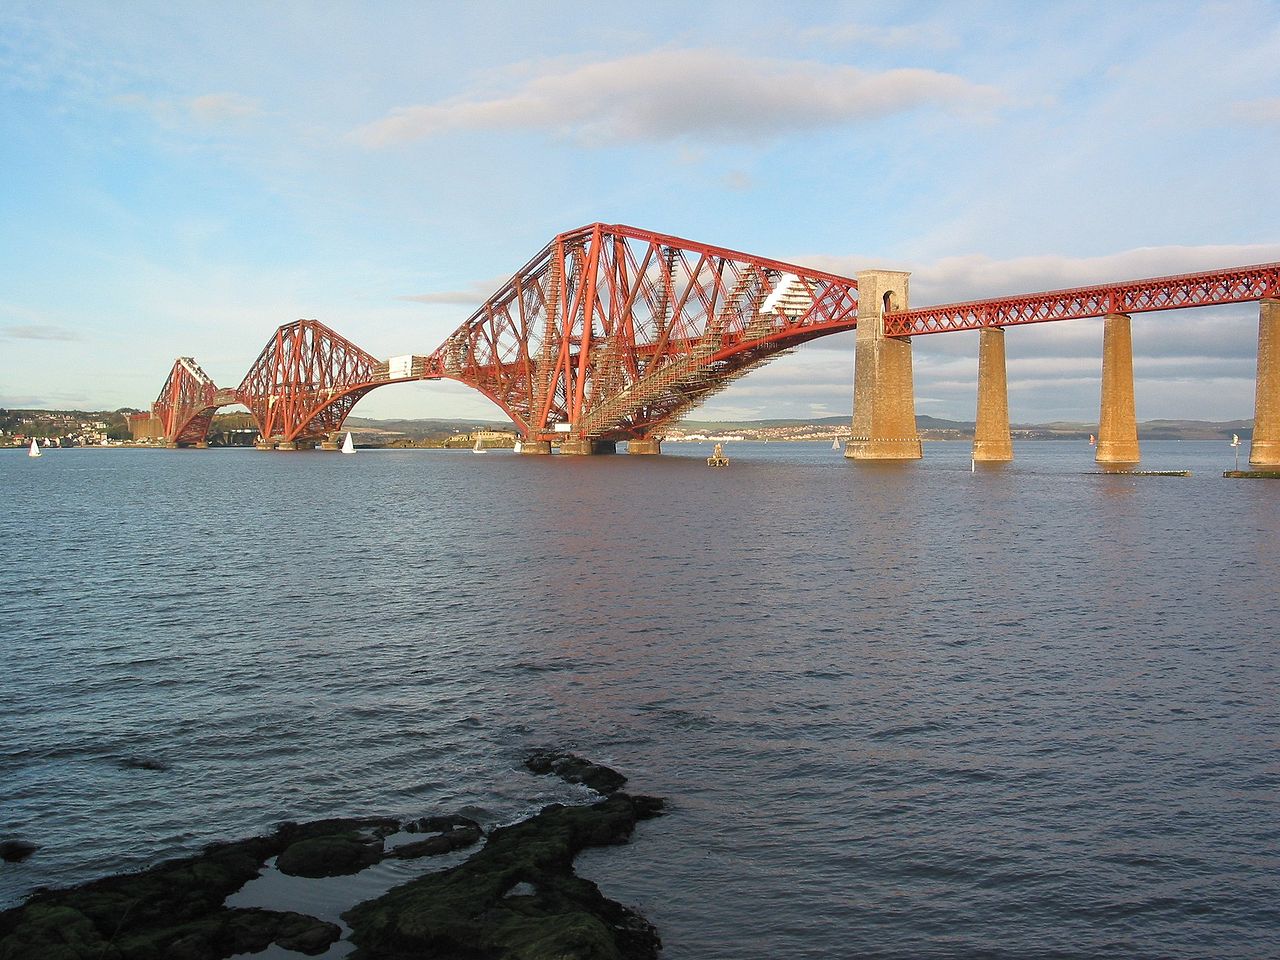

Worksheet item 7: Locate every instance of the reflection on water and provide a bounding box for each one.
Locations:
[1,441,1277,959]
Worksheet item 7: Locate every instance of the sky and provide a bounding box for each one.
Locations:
[2,0,1279,424]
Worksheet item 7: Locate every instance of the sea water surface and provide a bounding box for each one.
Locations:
[1,441,1277,958]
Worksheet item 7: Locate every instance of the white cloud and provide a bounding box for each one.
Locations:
[799,243,1280,308]
[1,324,81,341]
[1231,96,1280,124]
[187,93,263,123]
[797,21,958,50]
[398,276,512,307]
[115,91,263,128]
[353,48,1005,147]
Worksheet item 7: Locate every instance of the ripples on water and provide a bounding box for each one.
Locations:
[1,442,1277,958]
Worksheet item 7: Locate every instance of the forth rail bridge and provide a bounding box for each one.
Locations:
[131,222,1280,467]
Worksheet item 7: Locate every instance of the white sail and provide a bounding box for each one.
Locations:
[28,439,41,457]
[472,437,487,453]
[341,432,355,454]
[513,440,523,454]
[832,438,841,450]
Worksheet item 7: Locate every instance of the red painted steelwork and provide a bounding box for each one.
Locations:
[151,358,225,445]
[238,319,384,443]
[885,262,1280,337]
[145,224,1279,450]
[434,222,860,441]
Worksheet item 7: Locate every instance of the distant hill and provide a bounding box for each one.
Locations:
[345,416,516,440]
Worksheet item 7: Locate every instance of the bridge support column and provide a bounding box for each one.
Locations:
[255,439,274,451]
[559,438,617,455]
[519,440,552,455]
[165,441,179,449]
[973,327,1013,461]
[1250,299,1280,466]
[194,441,209,449]
[628,438,662,455]
[846,269,921,460]
[1096,313,1140,468]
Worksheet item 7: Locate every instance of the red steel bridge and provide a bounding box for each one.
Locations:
[137,221,1280,460]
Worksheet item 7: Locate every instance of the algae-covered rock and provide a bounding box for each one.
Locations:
[344,792,665,960]
[525,751,628,794]
[1,761,665,960]
[0,831,340,960]
[273,816,401,877]
[0,841,37,864]
[277,833,385,878]
[392,816,482,860]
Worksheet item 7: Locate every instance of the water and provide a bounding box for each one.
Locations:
[1,441,1277,958]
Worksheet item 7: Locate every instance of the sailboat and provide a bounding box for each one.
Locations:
[1089,434,1096,446]
[513,440,523,454]
[340,432,355,454]
[472,437,487,453]
[28,439,41,458]
[831,438,841,451]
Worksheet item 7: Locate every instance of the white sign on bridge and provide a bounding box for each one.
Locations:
[387,355,414,379]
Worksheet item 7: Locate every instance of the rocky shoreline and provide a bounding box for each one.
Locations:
[0,752,663,960]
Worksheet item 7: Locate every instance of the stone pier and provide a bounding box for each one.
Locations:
[519,440,552,455]
[1095,313,1140,468]
[973,327,1013,462]
[627,438,661,455]
[846,269,922,460]
[1250,299,1280,466]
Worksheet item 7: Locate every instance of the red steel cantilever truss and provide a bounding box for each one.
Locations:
[238,318,437,443]
[884,262,1280,337]
[151,357,239,446]
[435,222,860,442]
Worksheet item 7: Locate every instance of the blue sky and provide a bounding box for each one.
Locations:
[2,1,1279,423]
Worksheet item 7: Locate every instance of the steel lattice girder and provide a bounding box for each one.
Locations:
[152,357,221,445]
[884,263,1280,337]
[431,222,861,441]
[237,319,381,442]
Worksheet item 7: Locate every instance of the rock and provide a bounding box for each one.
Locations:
[270,912,344,955]
[0,828,342,960]
[392,824,482,860]
[392,815,482,859]
[345,790,665,960]
[276,834,384,878]
[524,751,628,794]
[118,756,170,772]
[0,841,37,864]
[0,763,665,960]
[404,814,477,834]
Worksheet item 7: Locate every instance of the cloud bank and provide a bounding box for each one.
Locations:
[354,48,1004,147]
[1,323,82,341]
